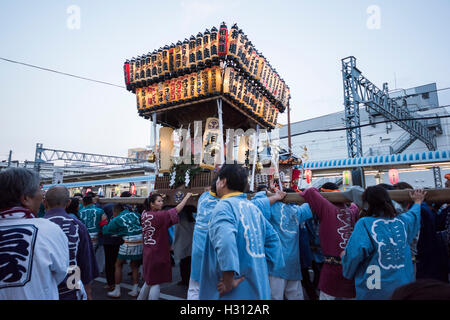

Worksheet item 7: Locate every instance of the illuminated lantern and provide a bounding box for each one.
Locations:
[218,22,228,57]
[130,183,136,195]
[227,24,240,62]
[123,59,131,91]
[342,170,352,185]
[140,55,146,86]
[210,26,219,65]
[182,74,189,101]
[135,55,141,87]
[162,45,170,79]
[175,76,182,102]
[169,78,176,104]
[144,53,152,86]
[151,49,158,82]
[203,29,211,66]
[129,57,136,89]
[114,186,120,196]
[147,151,155,163]
[304,170,312,184]
[156,48,163,81]
[160,127,174,173]
[189,72,197,100]
[389,169,399,185]
[213,65,222,95]
[189,35,197,71]
[136,87,142,110]
[196,32,204,68]
[181,39,189,74]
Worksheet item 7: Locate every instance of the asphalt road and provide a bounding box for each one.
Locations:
[91,262,188,300]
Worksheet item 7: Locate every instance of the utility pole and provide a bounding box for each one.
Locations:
[7,150,12,167]
[287,102,292,155]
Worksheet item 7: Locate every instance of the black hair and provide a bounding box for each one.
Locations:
[391,279,450,300]
[74,193,83,198]
[82,195,93,206]
[149,193,163,205]
[142,197,150,211]
[113,203,125,213]
[66,197,80,218]
[256,185,268,192]
[394,182,414,190]
[86,191,96,197]
[181,205,196,223]
[362,185,397,218]
[393,181,414,208]
[121,191,132,198]
[217,164,248,192]
[210,175,218,194]
[283,188,296,193]
[0,168,41,210]
[377,183,395,191]
[320,182,339,190]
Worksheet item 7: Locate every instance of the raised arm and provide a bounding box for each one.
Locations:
[175,192,193,213]
[268,189,286,205]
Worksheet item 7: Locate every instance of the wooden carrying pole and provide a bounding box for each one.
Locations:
[99,188,450,205]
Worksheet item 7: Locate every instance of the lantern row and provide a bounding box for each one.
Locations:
[136,66,279,129]
[123,22,290,112]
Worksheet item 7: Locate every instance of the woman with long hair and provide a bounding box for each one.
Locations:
[66,197,80,220]
[341,185,426,299]
[137,192,192,300]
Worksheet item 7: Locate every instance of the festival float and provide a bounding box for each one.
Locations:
[105,21,450,209]
[122,22,291,207]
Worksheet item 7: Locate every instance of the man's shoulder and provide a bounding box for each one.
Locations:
[27,218,68,240]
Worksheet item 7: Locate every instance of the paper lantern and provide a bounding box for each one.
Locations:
[389,169,399,185]
[160,127,174,173]
[304,170,312,184]
[130,183,136,195]
[342,170,352,185]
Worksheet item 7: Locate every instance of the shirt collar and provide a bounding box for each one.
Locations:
[209,191,218,198]
[45,207,69,217]
[0,206,35,219]
[221,192,244,200]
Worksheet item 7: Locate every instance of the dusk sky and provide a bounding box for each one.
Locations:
[1,0,449,162]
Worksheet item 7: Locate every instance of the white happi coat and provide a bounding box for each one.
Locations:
[0,210,69,300]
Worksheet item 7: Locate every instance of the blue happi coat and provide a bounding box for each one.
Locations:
[190,191,220,282]
[266,202,313,280]
[342,203,421,300]
[199,193,284,300]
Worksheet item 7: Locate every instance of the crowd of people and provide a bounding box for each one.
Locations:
[0,166,449,300]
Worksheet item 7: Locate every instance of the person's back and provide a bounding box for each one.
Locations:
[0,168,69,300]
[301,185,359,299]
[342,187,425,300]
[200,193,283,299]
[188,188,220,299]
[416,202,449,282]
[0,213,69,299]
[267,201,312,281]
[43,186,99,300]
[79,199,104,241]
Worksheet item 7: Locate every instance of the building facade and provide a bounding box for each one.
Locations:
[280,83,450,188]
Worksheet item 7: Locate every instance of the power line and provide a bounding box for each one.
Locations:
[280,113,450,139]
[0,57,125,89]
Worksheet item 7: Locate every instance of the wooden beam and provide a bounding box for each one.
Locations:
[99,188,450,205]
